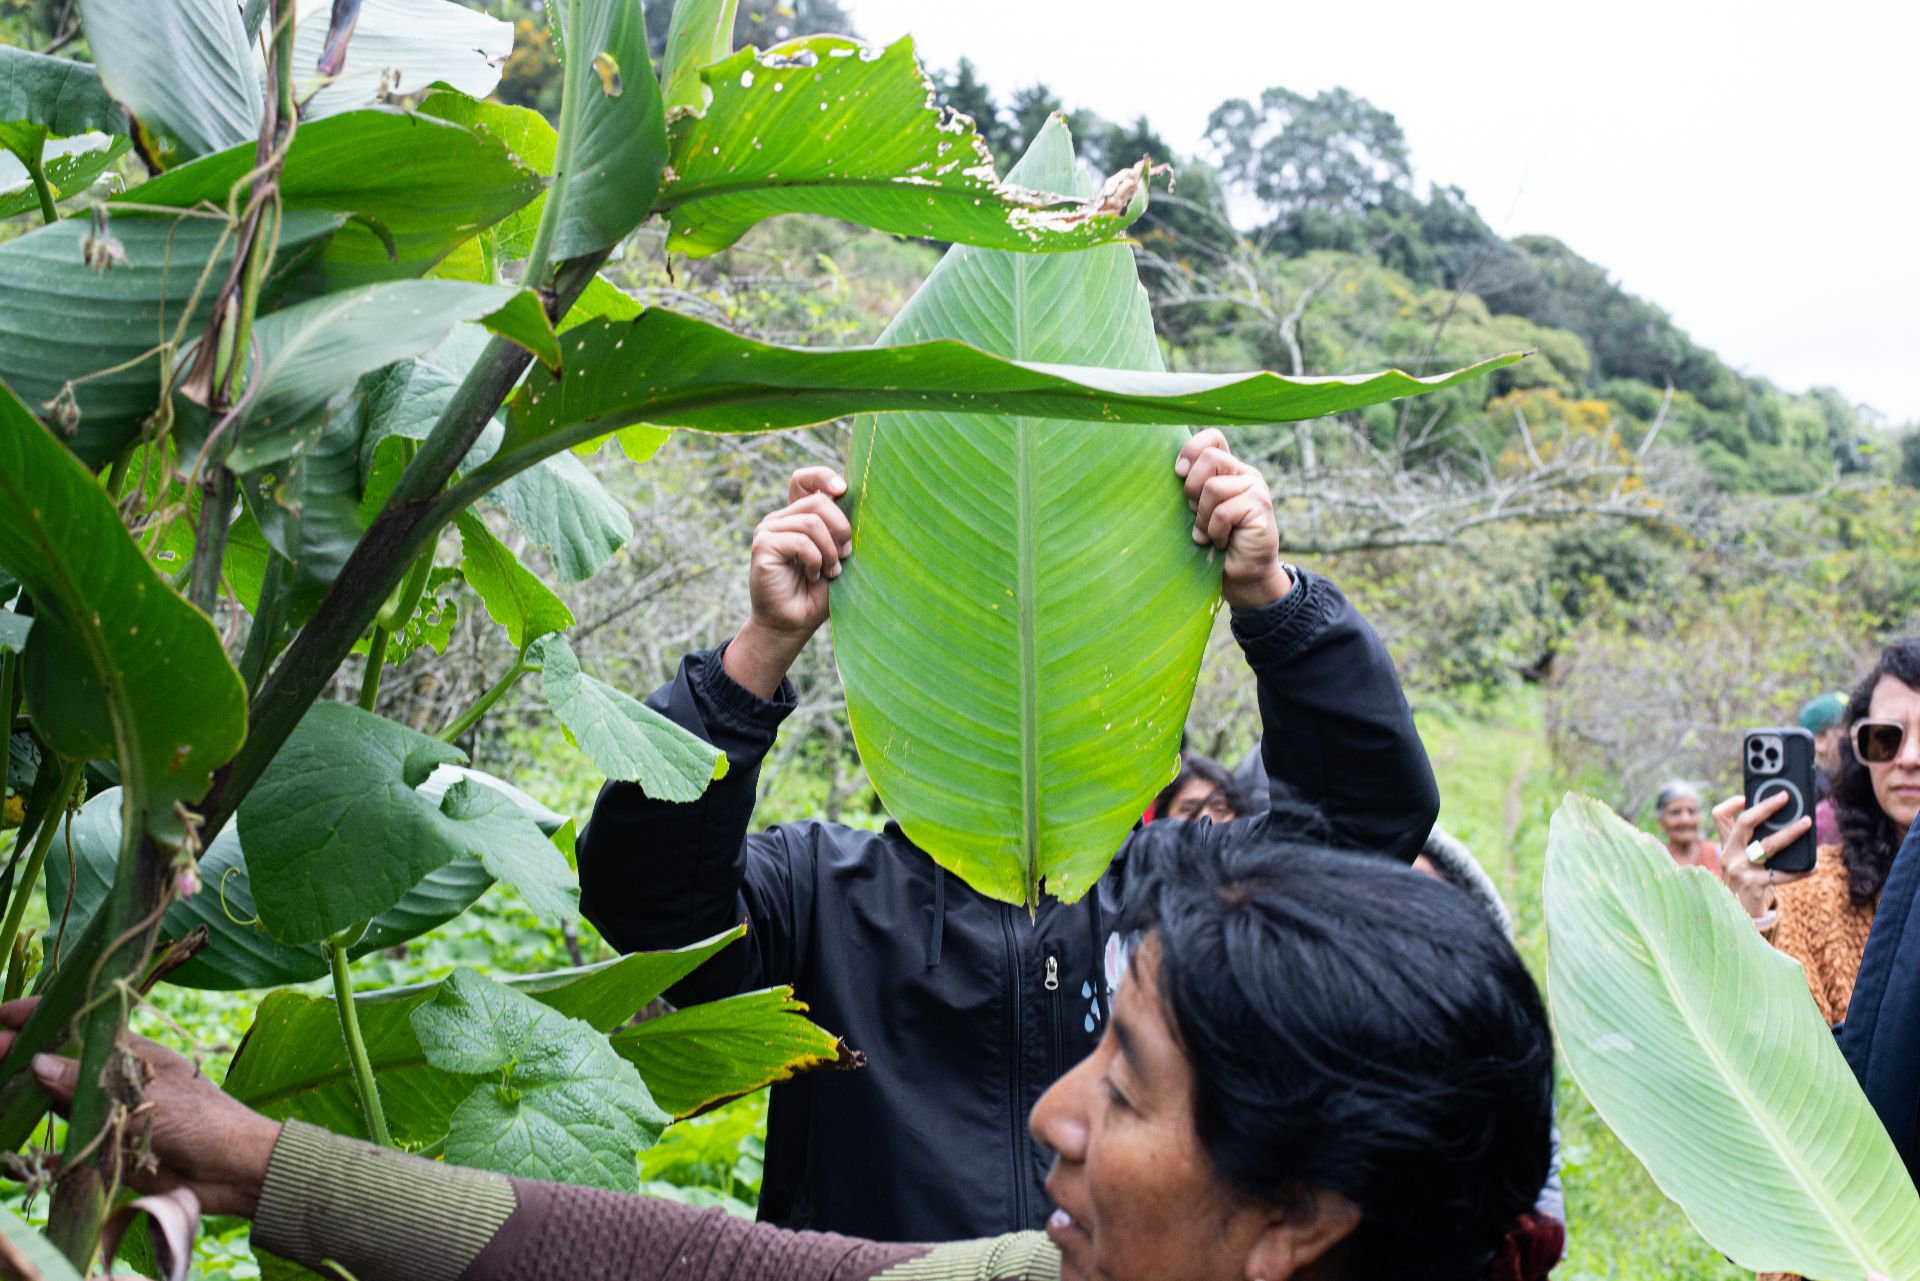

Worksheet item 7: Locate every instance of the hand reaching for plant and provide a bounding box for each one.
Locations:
[0,999,280,1218]
[723,467,853,699]
[1176,430,1292,610]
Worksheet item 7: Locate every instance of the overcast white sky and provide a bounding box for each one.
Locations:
[846,0,1920,423]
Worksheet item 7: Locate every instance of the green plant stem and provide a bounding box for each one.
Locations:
[25,154,57,225]
[358,628,391,711]
[102,447,132,502]
[438,654,533,743]
[0,653,13,821]
[325,931,391,1147]
[0,760,82,1000]
[194,253,606,847]
[186,465,235,615]
[3,932,27,1003]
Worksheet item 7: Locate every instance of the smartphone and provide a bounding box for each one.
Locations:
[1741,728,1818,875]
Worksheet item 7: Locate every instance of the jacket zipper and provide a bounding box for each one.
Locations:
[1045,954,1063,1078]
[1001,905,1029,1224]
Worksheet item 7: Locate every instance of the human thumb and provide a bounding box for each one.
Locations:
[31,1051,77,1101]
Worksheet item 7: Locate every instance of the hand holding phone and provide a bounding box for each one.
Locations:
[1739,728,1819,876]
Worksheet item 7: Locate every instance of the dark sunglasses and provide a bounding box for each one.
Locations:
[1853,719,1915,764]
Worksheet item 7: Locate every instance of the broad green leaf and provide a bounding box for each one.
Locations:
[490,310,1521,483]
[45,786,494,990]
[537,633,727,802]
[413,968,669,1189]
[0,387,245,847]
[418,90,556,267]
[238,702,561,943]
[1545,793,1920,1278]
[659,0,736,116]
[238,405,363,624]
[177,279,527,474]
[127,110,546,291]
[490,448,631,583]
[0,46,123,138]
[0,1203,81,1281]
[0,613,29,653]
[74,0,260,164]
[435,778,578,924]
[659,38,1145,259]
[456,512,575,650]
[225,932,742,1143]
[356,325,501,503]
[833,121,1215,906]
[0,210,343,468]
[0,134,132,219]
[539,0,667,265]
[559,272,642,328]
[475,286,561,371]
[613,987,844,1118]
[289,0,513,121]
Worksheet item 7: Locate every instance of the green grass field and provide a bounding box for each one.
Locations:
[1417,687,1742,1281]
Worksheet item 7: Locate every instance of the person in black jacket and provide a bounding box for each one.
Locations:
[576,429,1440,1242]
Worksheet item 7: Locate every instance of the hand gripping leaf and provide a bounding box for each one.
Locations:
[1546,794,1920,1279]
[831,120,1216,907]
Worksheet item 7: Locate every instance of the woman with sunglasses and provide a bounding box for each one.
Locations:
[1715,639,1920,1026]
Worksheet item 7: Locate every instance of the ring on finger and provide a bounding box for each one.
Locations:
[1746,839,1768,865]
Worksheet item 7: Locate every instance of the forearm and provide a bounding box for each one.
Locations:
[253,1121,1045,1281]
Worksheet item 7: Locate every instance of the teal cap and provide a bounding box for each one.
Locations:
[1798,693,1846,734]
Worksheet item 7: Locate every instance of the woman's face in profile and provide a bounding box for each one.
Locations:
[1028,940,1354,1281]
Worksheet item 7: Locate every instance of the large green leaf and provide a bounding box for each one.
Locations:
[236,702,565,943]
[613,987,844,1119]
[536,633,727,802]
[0,1203,82,1281]
[0,388,245,848]
[0,210,343,468]
[412,968,668,1189]
[0,46,122,138]
[659,0,736,116]
[455,512,575,650]
[831,121,1213,906]
[44,786,495,990]
[1546,793,1920,1278]
[238,406,364,623]
[289,0,513,121]
[485,311,1521,490]
[127,110,546,291]
[417,91,555,267]
[659,38,1145,259]
[490,449,632,583]
[74,0,259,164]
[0,134,133,219]
[539,0,667,265]
[224,931,743,1142]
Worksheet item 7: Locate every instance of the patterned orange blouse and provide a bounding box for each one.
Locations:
[1765,842,1878,1027]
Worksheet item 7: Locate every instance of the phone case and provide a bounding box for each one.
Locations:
[1742,727,1818,875]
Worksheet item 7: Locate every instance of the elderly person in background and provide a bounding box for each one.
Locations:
[1719,640,1920,1026]
[1653,780,1721,875]
[1801,691,1847,844]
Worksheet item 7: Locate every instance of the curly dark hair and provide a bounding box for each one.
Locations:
[1830,638,1920,907]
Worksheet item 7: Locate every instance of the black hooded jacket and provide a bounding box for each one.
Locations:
[576,569,1439,1242]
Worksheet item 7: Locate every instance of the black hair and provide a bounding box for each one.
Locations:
[1831,638,1920,907]
[1151,755,1250,822]
[1121,823,1554,1281]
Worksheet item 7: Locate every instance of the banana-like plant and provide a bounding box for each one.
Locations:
[0,0,1515,1267]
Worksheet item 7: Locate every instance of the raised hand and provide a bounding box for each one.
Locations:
[724,467,852,699]
[1176,429,1292,610]
[1713,792,1815,920]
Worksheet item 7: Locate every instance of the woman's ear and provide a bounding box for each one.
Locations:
[1243,1188,1361,1281]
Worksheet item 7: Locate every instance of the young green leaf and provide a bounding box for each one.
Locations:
[435,779,578,924]
[412,968,669,1190]
[0,384,245,847]
[0,46,124,139]
[659,37,1146,259]
[1546,793,1920,1278]
[128,110,546,290]
[73,0,259,165]
[833,119,1217,906]
[613,987,846,1119]
[238,702,566,943]
[0,210,344,469]
[455,512,575,650]
[659,0,737,116]
[489,448,631,583]
[536,633,727,802]
[534,0,667,269]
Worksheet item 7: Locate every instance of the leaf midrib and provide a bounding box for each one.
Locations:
[1011,253,1041,905]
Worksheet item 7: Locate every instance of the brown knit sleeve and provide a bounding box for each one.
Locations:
[252,1120,1058,1281]
[1768,844,1875,1027]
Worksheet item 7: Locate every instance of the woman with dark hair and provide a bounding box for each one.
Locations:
[2,830,1562,1281]
[1717,638,1920,1026]
[1149,754,1250,823]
